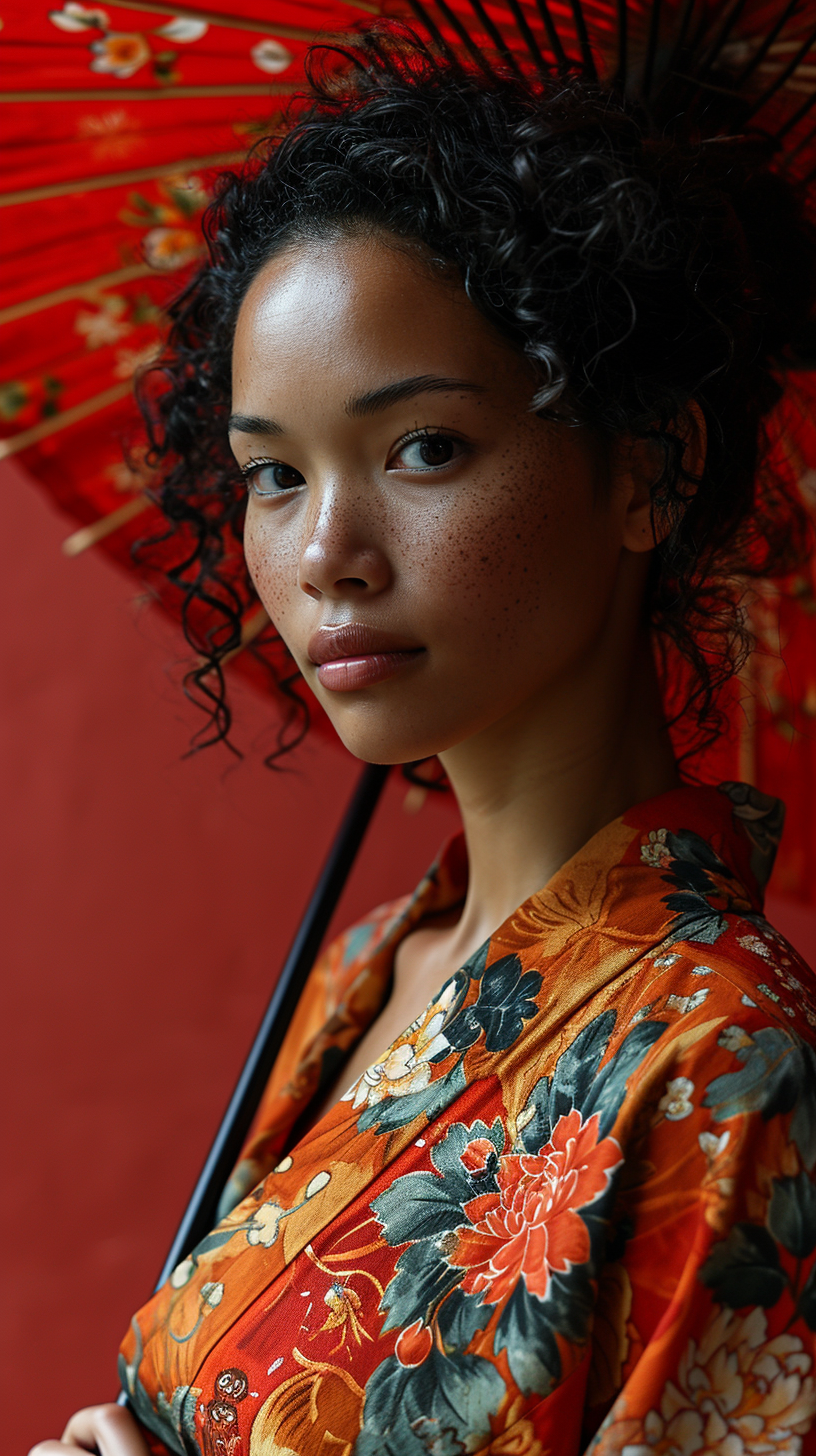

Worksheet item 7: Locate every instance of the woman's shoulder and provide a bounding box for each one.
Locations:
[622,905,816,1042]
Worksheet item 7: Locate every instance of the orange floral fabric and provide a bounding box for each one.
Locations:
[120,782,816,1455]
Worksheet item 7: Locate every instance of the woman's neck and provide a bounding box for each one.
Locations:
[437,627,678,967]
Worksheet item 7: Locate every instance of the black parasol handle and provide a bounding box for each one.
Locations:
[151,760,389,1291]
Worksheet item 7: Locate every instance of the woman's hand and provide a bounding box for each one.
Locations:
[28,1404,151,1456]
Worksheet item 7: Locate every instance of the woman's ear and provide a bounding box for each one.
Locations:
[618,402,707,553]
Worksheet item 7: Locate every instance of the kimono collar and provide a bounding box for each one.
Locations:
[420,778,782,933]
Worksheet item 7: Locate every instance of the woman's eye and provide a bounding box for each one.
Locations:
[390,434,464,471]
[244,461,305,495]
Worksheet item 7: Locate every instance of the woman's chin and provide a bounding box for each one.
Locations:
[320,713,449,770]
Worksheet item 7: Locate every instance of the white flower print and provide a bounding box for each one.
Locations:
[154,16,207,40]
[698,1130,730,1160]
[718,1024,752,1052]
[658,1076,695,1121]
[654,952,682,969]
[74,299,130,348]
[169,1256,195,1288]
[667,988,711,1014]
[49,2,109,31]
[246,1200,286,1247]
[641,828,671,868]
[343,980,456,1111]
[305,1170,331,1198]
[200,1281,223,1307]
[599,1305,816,1455]
[251,37,292,72]
[738,933,776,963]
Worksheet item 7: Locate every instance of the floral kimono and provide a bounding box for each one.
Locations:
[120,781,816,1456]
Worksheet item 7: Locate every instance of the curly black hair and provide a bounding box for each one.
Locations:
[137,23,816,772]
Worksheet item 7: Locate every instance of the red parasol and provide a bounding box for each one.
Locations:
[1,0,815,898]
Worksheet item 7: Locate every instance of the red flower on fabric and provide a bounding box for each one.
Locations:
[449,1109,622,1305]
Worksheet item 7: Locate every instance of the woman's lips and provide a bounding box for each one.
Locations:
[316,650,424,691]
[308,624,425,693]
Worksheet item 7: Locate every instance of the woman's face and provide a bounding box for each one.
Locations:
[232,233,635,766]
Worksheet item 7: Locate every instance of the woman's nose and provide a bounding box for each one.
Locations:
[297,487,392,601]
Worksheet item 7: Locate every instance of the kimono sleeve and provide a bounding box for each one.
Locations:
[587,991,816,1454]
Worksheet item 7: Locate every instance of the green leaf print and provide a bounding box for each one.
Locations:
[701,1224,787,1308]
[768,1173,816,1260]
[703,1027,816,1169]
[356,1347,505,1456]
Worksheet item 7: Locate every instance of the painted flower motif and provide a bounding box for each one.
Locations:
[642,828,671,869]
[74,299,130,348]
[246,1200,285,1247]
[114,343,159,380]
[449,1108,622,1305]
[201,1281,224,1308]
[90,31,151,77]
[343,981,456,1111]
[76,108,142,164]
[653,953,682,969]
[142,225,201,270]
[154,16,207,40]
[604,1306,816,1455]
[250,37,292,73]
[49,2,109,31]
[758,983,780,1003]
[658,1076,695,1120]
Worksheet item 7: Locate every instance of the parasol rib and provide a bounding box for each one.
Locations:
[0,265,156,328]
[101,0,376,39]
[62,496,153,557]
[0,87,293,102]
[0,152,247,208]
[734,0,803,85]
[744,18,816,117]
[214,606,272,667]
[0,382,133,459]
[641,0,662,97]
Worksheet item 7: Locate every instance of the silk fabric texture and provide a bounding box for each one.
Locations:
[120,782,816,1455]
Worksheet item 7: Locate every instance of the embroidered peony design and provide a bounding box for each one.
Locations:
[449,1109,623,1305]
[599,1305,816,1454]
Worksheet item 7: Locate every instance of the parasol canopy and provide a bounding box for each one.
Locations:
[1,0,815,897]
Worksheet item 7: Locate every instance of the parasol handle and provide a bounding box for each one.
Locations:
[119,759,389,1391]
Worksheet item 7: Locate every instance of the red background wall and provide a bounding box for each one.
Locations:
[3,455,815,1454]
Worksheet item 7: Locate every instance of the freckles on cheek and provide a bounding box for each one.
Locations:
[431,456,553,640]
[244,519,297,623]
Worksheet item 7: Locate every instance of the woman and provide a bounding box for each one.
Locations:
[31,21,816,1456]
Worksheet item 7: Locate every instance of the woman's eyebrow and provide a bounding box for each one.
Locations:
[228,412,284,437]
[346,375,485,417]
[228,376,484,438]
